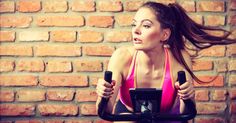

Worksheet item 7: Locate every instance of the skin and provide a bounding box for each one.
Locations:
[96,7,195,123]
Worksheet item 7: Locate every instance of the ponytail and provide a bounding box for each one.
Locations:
[142,2,236,83]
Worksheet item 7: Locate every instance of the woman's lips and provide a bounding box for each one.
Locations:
[133,38,142,44]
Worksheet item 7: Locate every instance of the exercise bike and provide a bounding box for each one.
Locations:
[98,71,197,123]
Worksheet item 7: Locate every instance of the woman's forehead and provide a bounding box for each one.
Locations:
[133,7,157,22]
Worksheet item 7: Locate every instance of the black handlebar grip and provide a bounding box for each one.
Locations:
[104,71,112,84]
[177,71,197,117]
[178,71,186,85]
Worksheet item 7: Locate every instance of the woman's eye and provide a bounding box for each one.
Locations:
[143,25,151,28]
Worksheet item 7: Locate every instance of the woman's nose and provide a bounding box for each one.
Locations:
[134,26,141,35]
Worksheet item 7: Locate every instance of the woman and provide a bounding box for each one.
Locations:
[96,1,235,123]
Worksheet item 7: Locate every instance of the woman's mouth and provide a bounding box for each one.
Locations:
[133,38,142,44]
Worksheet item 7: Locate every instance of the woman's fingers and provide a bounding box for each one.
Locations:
[97,88,114,98]
[176,80,195,100]
[96,78,115,98]
[178,89,195,100]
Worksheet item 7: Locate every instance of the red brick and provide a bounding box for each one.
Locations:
[47,60,72,73]
[195,90,209,101]
[0,60,14,72]
[230,102,236,114]
[65,120,92,123]
[116,14,134,27]
[103,59,109,71]
[80,104,96,116]
[197,1,225,12]
[79,30,103,43]
[0,104,35,116]
[229,75,236,86]
[39,75,88,87]
[189,15,203,25]
[215,59,228,72]
[228,29,236,39]
[51,30,76,42]
[205,30,225,37]
[71,0,95,12]
[44,120,63,123]
[19,31,49,41]
[74,60,102,72]
[227,44,236,55]
[0,1,15,13]
[37,16,84,27]
[196,102,226,114]
[211,89,227,101]
[193,75,224,87]
[15,120,43,123]
[47,89,74,101]
[0,16,32,28]
[76,90,97,102]
[16,59,45,72]
[192,60,213,71]
[17,0,41,12]
[179,1,195,12]
[205,15,225,26]
[83,45,115,56]
[124,1,144,12]
[34,44,81,57]
[38,104,78,116]
[229,14,236,26]
[229,88,236,100]
[87,16,114,28]
[106,31,132,42]
[0,90,14,102]
[43,0,67,12]
[89,76,100,86]
[97,1,122,12]
[230,0,236,10]
[0,45,32,56]
[0,75,38,86]
[0,31,15,42]
[199,45,225,57]
[195,117,225,123]
[229,59,236,71]
[17,90,45,102]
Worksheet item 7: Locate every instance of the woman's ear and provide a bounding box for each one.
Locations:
[160,28,171,42]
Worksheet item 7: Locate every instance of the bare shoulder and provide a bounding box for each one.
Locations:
[108,46,135,72]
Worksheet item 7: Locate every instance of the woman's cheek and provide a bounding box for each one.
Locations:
[147,30,162,42]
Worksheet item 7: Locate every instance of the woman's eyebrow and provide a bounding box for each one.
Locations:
[132,19,154,24]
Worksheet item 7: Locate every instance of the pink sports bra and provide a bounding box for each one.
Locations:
[119,48,177,112]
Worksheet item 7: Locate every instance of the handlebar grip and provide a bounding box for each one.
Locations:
[104,71,112,84]
[98,71,113,118]
[178,71,186,85]
[177,71,197,117]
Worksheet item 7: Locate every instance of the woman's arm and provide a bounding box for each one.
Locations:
[96,47,132,113]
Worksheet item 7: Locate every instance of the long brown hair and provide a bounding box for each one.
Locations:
[141,2,236,83]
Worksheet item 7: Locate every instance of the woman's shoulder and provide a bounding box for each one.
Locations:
[108,46,136,71]
[111,46,135,59]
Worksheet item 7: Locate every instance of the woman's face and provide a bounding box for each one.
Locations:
[132,7,165,51]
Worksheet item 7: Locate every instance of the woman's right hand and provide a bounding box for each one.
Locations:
[96,78,116,99]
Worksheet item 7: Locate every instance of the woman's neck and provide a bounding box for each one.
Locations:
[139,47,166,71]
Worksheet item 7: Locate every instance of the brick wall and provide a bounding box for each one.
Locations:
[0,0,235,123]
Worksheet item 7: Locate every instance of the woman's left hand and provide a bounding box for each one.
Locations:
[175,80,195,100]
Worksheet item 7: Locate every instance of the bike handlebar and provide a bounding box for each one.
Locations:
[98,71,197,122]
